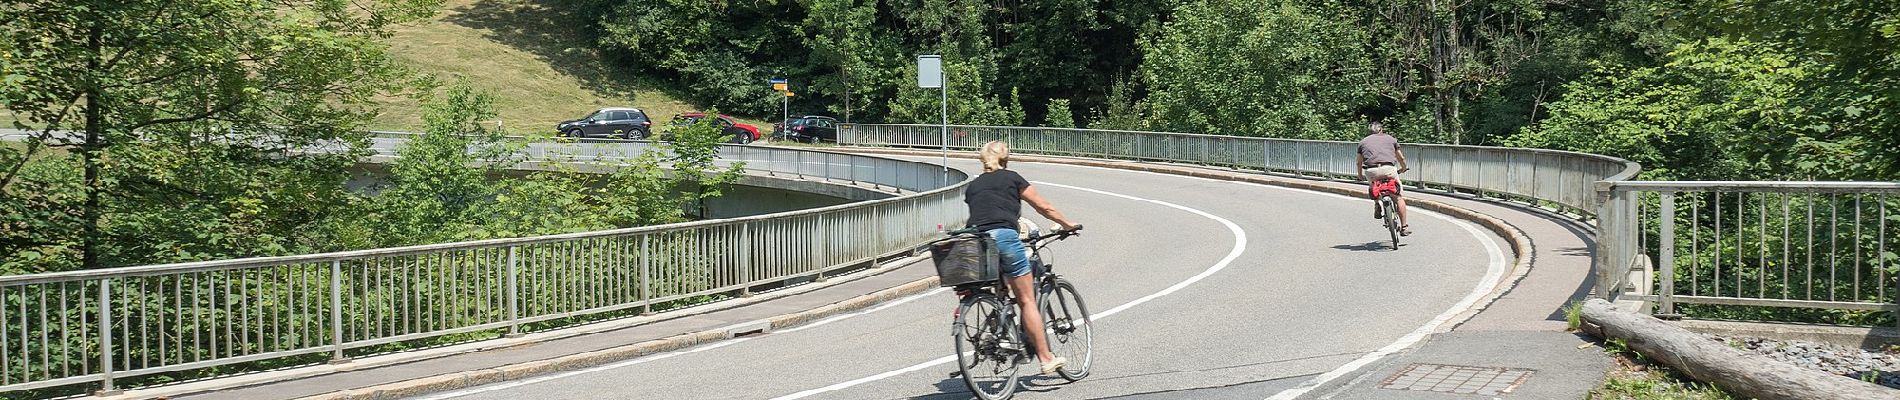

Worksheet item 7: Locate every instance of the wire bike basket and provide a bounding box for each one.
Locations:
[931,233,1000,287]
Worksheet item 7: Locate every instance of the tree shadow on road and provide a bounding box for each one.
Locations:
[1331,241,1397,252]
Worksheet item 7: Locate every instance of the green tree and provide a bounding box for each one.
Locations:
[1044,99,1076,128]
[1141,0,1373,139]
[0,0,440,271]
[661,111,747,218]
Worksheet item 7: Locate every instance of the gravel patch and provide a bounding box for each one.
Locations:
[1705,334,1900,389]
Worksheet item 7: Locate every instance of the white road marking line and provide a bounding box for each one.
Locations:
[879,153,1515,399]
[416,288,949,399]
[1266,216,1508,400]
[769,181,1250,400]
[410,337,752,400]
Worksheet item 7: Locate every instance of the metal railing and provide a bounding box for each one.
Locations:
[842,124,1646,303]
[842,124,1900,325]
[0,138,969,394]
[841,125,1639,215]
[1605,182,1900,324]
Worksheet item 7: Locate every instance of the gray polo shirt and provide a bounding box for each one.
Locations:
[1358,133,1401,166]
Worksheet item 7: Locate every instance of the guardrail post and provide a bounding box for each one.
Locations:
[1592,182,1615,300]
[96,278,120,396]
[1326,145,1336,178]
[506,246,522,337]
[814,218,828,283]
[1262,140,1271,172]
[1466,150,1482,198]
[640,236,653,316]
[741,224,754,298]
[1294,142,1304,176]
[1659,192,1678,317]
[1505,152,1516,198]
[330,260,348,362]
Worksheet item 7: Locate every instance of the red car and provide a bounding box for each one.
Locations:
[666,112,761,144]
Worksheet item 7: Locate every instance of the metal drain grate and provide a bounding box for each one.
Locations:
[1379,363,1534,396]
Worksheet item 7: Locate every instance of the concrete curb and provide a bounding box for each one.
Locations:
[1673,319,1900,350]
[302,275,943,400]
[840,147,1539,332]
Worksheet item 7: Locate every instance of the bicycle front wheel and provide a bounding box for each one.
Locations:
[955,294,1021,399]
[1043,279,1094,381]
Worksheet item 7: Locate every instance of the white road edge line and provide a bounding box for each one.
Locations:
[768,181,1250,400]
[861,153,1514,399]
[1266,211,1508,400]
[414,288,948,400]
[1030,160,1513,399]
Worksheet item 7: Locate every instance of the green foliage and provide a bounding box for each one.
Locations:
[1565,301,1583,331]
[660,110,747,218]
[1141,0,1372,140]
[0,0,441,272]
[1044,99,1076,129]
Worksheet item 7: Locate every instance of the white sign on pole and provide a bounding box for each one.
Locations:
[917,55,942,88]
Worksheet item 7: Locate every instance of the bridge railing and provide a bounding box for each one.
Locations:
[844,124,1900,325]
[844,125,1649,288]
[1604,181,1900,324]
[0,140,968,394]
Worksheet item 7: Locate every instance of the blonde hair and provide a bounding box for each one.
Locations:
[979,141,1010,172]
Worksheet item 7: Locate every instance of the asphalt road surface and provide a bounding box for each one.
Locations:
[397,154,1509,400]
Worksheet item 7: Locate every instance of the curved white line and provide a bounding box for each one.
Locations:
[1266,213,1508,400]
[769,181,1251,400]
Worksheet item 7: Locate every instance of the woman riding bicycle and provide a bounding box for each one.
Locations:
[965,140,1081,376]
[1356,121,1411,236]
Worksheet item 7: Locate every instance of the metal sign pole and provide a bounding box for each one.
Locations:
[917,55,947,186]
[940,73,948,186]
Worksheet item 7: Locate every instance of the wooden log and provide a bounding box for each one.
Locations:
[1580,299,1897,400]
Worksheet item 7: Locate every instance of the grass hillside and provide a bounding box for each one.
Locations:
[372,0,765,133]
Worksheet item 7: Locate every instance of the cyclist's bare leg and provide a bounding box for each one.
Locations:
[1393,178,1412,230]
[1009,273,1058,363]
[1397,195,1411,227]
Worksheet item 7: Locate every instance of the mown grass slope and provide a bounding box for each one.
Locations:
[372,0,763,133]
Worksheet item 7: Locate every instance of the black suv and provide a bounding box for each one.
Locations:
[557,107,652,139]
[771,115,840,143]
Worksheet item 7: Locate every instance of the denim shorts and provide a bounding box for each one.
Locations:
[987,228,1032,277]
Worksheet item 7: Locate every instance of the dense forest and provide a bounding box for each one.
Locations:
[576,0,1896,181]
[3,0,1895,274]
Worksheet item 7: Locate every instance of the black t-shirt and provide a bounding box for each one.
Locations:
[965,170,1030,231]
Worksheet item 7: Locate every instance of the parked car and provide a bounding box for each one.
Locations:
[557,107,652,139]
[771,115,840,143]
[662,112,760,144]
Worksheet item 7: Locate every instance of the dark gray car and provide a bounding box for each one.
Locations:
[557,107,652,139]
[771,115,840,143]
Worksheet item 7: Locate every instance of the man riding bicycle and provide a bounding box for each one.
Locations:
[965,140,1081,376]
[1356,121,1411,236]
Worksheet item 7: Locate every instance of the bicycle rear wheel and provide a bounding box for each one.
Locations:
[1381,195,1401,249]
[1042,279,1094,381]
[955,294,1021,399]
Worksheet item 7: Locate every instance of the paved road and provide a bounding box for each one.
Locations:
[399,156,1510,400]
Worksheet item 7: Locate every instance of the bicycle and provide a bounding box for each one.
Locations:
[1369,167,1409,250]
[933,225,1092,400]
